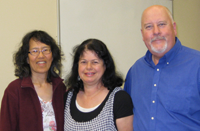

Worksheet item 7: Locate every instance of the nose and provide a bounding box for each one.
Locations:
[38,51,45,57]
[86,62,92,70]
[153,25,161,35]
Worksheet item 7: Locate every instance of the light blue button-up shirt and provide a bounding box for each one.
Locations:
[124,37,200,131]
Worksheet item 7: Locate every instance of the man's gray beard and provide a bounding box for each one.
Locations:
[150,41,167,53]
[150,36,167,53]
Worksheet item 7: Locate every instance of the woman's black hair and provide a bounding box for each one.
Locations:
[65,39,123,93]
[14,30,63,83]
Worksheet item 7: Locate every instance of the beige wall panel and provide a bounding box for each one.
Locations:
[173,0,200,50]
[0,0,57,104]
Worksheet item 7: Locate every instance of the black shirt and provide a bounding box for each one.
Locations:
[64,88,133,126]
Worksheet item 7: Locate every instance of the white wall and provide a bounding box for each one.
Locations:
[0,0,200,105]
[59,0,172,80]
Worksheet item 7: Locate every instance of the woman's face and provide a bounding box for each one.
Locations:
[27,38,53,76]
[78,50,106,86]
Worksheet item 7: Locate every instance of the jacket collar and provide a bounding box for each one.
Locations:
[21,76,63,91]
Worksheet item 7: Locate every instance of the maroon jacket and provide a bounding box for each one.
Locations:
[0,77,66,131]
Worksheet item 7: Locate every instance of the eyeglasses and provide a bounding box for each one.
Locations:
[28,48,51,56]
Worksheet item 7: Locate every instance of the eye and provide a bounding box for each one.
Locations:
[145,25,153,30]
[42,48,49,53]
[42,48,48,51]
[32,49,38,53]
[92,60,99,64]
[158,23,166,27]
[80,60,86,64]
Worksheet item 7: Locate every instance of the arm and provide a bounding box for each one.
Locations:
[0,88,18,131]
[116,115,133,131]
[114,90,134,131]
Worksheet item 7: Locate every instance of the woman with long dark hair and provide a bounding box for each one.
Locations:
[0,30,66,131]
[64,39,133,131]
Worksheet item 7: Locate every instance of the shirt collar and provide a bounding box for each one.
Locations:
[145,37,182,67]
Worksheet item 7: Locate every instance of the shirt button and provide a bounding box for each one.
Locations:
[152,101,155,103]
[151,117,154,120]
[167,62,169,64]
[154,84,157,87]
[157,68,159,71]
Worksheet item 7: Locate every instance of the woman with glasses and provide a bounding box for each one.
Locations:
[0,30,66,131]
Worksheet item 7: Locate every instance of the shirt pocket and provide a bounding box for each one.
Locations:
[160,85,190,113]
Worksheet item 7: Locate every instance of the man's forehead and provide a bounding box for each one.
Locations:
[142,8,169,23]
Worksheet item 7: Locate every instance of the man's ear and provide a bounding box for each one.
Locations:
[173,22,177,36]
[141,28,144,41]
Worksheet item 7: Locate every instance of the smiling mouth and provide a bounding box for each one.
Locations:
[85,72,95,76]
[153,39,164,42]
[37,61,46,64]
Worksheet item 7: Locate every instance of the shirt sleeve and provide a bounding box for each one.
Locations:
[124,69,132,96]
[113,90,133,119]
[198,66,200,94]
[0,88,19,131]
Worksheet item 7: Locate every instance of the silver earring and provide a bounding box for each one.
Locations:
[78,76,81,81]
